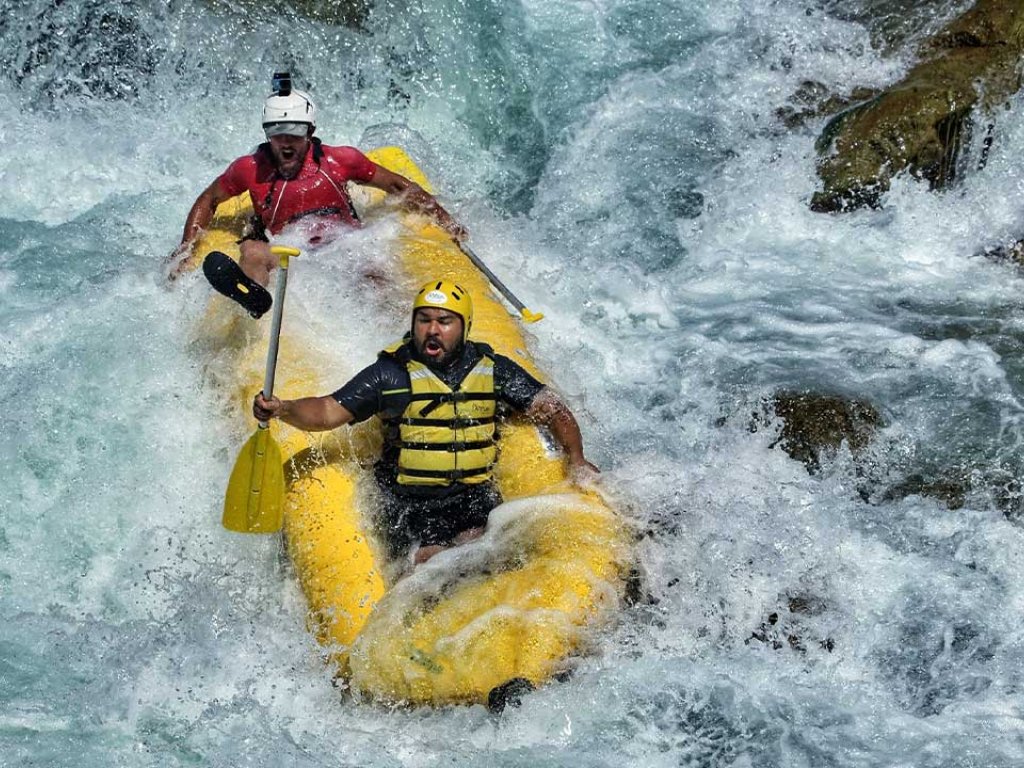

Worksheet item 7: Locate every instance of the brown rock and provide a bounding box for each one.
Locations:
[812,0,1024,212]
[882,472,969,509]
[259,0,372,28]
[765,390,883,472]
[776,81,880,131]
[818,0,970,56]
[979,238,1024,266]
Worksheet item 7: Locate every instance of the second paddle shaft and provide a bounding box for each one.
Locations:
[457,241,544,324]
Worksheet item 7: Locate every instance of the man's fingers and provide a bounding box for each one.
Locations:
[570,460,601,487]
[445,220,468,241]
[165,245,191,281]
[253,394,278,420]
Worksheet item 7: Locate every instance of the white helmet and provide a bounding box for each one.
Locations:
[262,89,317,136]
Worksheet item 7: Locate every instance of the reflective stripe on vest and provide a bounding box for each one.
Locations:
[396,357,497,486]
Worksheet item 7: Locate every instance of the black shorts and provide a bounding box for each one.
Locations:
[375,481,502,558]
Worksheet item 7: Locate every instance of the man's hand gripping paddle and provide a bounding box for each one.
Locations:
[222,246,301,533]
[456,241,544,324]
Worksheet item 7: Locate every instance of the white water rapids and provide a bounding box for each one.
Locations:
[1,1,1023,765]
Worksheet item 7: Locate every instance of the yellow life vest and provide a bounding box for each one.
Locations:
[395,353,498,486]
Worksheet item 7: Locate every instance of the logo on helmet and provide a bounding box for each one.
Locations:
[424,290,448,305]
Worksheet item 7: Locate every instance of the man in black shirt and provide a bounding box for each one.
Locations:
[254,279,598,564]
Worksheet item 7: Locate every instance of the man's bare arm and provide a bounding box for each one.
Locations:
[525,388,600,474]
[181,179,232,246]
[168,179,234,279]
[253,393,354,431]
[365,165,466,240]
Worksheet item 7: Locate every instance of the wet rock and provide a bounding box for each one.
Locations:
[622,568,646,606]
[882,472,968,509]
[978,238,1024,267]
[874,463,1024,526]
[487,677,535,713]
[762,390,883,473]
[776,80,879,131]
[877,465,1024,522]
[811,0,1024,212]
[818,0,970,56]
[274,0,372,28]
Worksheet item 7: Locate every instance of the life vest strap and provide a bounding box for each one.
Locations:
[400,416,496,428]
[412,390,496,417]
[408,391,495,402]
[399,440,494,453]
[399,466,494,481]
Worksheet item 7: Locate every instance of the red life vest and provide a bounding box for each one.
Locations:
[218,139,377,236]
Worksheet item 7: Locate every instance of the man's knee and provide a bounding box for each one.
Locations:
[239,239,272,264]
[452,526,485,546]
[237,240,275,284]
[412,544,445,565]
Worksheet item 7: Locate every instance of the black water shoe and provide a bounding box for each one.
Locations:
[202,251,272,319]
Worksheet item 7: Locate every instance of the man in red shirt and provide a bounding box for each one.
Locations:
[172,77,464,287]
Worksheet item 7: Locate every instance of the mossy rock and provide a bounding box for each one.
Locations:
[290,0,371,26]
[776,81,880,131]
[235,0,371,27]
[812,0,1024,212]
[881,472,969,510]
[764,390,883,473]
[978,238,1024,267]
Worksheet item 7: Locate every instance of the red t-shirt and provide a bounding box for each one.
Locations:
[218,141,377,235]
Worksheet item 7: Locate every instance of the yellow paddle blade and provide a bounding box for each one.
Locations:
[222,427,285,533]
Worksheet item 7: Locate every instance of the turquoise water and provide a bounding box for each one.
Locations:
[3,0,1024,765]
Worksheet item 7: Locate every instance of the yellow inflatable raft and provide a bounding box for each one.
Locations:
[193,147,632,707]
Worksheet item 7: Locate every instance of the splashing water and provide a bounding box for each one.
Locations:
[2,0,1024,765]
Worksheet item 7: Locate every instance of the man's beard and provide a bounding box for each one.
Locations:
[272,145,306,178]
[414,335,463,368]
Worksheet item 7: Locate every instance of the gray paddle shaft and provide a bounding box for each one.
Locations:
[458,242,527,312]
[259,261,290,427]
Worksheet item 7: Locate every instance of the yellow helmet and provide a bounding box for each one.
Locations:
[413,279,473,341]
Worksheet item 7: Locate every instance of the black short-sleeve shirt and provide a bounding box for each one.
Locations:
[330,340,545,424]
